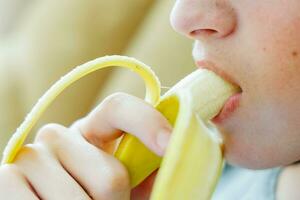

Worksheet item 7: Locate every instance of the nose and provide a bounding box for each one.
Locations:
[170,0,237,40]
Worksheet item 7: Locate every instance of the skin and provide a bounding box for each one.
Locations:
[0,0,300,199]
[0,93,172,200]
[171,0,300,198]
[170,0,300,169]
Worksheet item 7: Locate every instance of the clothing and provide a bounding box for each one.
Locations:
[212,163,283,200]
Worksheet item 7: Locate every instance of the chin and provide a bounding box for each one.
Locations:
[223,144,282,170]
[219,121,280,169]
[225,155,271,170]
[225,149,300,170]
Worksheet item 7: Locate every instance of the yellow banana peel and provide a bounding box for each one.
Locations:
[1,55,240,199]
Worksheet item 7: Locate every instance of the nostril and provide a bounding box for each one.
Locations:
[189,29,218,38]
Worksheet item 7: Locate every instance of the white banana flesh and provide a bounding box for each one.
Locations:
[1,55,240,200]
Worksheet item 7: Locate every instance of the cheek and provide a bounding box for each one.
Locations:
[255,19,300,107]
[231,1,300,94]
[241,1,300,98]
[219,1,300,168]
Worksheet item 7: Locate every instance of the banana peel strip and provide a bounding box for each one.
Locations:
[1,55,161,165]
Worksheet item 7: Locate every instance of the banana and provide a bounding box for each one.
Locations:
[1,55,240,199]
[150,69,239,199]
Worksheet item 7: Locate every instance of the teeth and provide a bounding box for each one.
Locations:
[1,55,239,200]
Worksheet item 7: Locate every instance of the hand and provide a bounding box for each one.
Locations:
[0,93,172,200]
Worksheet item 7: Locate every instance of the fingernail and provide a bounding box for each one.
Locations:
[156,129,171,154]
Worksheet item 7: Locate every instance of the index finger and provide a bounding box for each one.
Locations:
[72,92,172,156]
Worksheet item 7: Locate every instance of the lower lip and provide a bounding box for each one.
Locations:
[212,93,242,124]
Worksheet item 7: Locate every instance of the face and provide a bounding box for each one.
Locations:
[170,0,300,169]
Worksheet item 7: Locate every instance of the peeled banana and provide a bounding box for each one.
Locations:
[1,55,240,199]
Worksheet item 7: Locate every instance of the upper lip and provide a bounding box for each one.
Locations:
[196,60,242,91]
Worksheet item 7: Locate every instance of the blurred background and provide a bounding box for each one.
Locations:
[0,0,195,157]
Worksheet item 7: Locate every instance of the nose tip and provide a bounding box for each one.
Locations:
[170,1,237,40]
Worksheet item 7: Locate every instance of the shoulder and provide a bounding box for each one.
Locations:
[276,163,300,200]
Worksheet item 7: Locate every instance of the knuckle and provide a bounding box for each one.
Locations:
[0,164,23,188]
[103,161,130,193]
[0,164,26,197]
[0,164,19,179]
[101,92,130,109]
[15,144,43,162]
[35,123,67,144]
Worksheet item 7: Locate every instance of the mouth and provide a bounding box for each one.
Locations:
[196,60,242,123]
[211,93,242,124]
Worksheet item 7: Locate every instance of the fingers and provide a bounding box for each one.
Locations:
[74,92,172,156]
[0,92,170,199]
[14,143,91,200]
[34,124,131,200]
[0,164,39,200]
